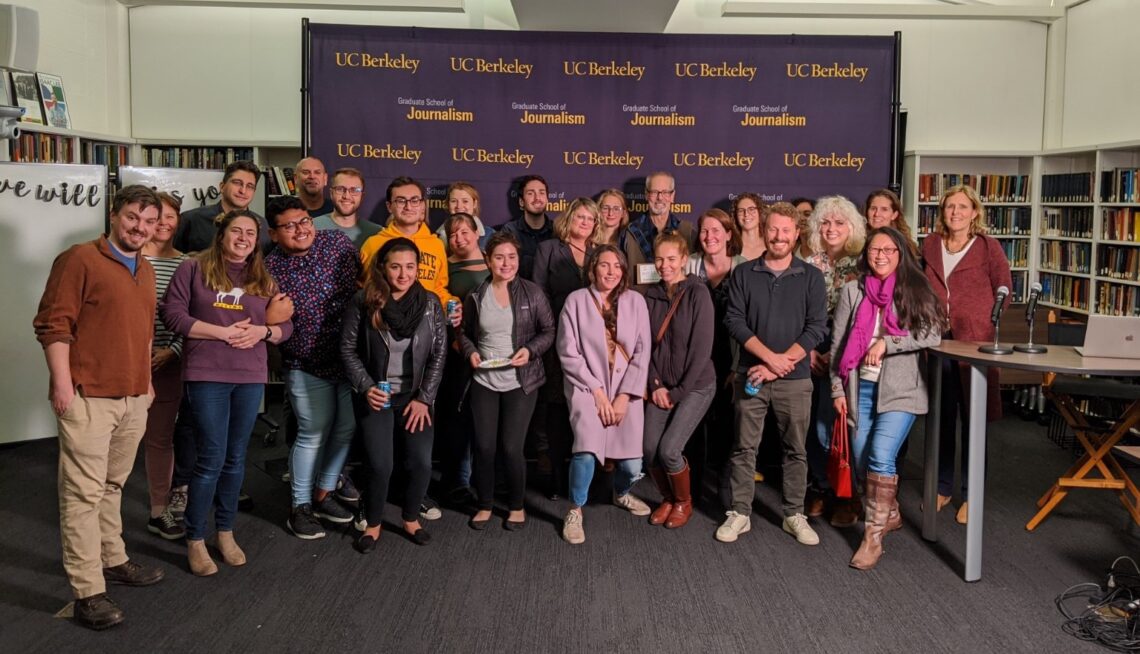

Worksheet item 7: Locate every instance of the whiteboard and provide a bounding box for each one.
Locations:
[120,166,265,216]
[0,163,107,444]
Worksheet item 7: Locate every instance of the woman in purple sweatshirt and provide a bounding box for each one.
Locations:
[162,210,292,577]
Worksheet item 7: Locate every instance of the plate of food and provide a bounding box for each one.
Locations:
[478,357,513,369]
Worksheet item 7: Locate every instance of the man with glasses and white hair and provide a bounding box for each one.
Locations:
[313,167,380,249]
[623,171,695,291]
[265,195,363,539]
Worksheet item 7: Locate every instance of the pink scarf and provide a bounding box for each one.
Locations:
[837,273,908,383]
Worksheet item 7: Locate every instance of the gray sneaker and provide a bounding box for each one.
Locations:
[782,513,820,545]
[715,510,751,543]
[287,504,326,540]
[562,508,585,545]
[419,499,442,521]
[168,488,188,522]
[314,495,354,524]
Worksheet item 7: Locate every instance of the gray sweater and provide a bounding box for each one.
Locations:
[828,280,941,427]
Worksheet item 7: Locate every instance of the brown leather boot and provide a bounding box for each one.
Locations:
[187,539,218,577]
[850,472,897,570]
[886,497,902,532]
[665,461,692,529]
[649,467,673,526]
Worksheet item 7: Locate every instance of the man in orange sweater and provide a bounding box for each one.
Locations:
[33,185,166,630]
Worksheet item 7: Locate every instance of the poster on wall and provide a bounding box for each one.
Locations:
[0,163,106,444]
[36,72,72,130]
[120,166,266,217]
[10,70,43,124]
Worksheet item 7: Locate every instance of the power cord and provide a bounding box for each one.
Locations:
[1056,557,1140,652]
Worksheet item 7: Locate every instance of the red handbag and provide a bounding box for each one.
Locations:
[827,407,854,499]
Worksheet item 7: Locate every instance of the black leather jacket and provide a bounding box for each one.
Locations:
[458,277,555,395]
[339,290,447,405]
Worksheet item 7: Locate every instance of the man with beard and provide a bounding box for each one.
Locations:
[500,174,554,280]
[34,185,166,630]
[294,157,335,218]
[623,171,695,291]
[718,202,828,547]
[314,167,380,249]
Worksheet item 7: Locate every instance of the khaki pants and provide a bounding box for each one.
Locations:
[57,394,149,599]
[730,377,812,517]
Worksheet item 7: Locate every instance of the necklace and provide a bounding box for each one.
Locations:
[944,236,972,255]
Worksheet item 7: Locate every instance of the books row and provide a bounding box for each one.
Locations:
[917,173,1030,203]
[1001,238,1029,268]
[1101,168,1140,204]
[1096,282,1140,317]
[1039,241,1091,274]
[915,205,1030,236]
[1041,206,1094,239]
[1040,273,1090,311]
[1009,271,1028,303]
[1102,207,1140,243]
[1041,172,1093,203]
[8,132,74,163]
[83,142,129,175]
[262,166,296,197]
[1098,245,1140,282]
[141,146,254,169]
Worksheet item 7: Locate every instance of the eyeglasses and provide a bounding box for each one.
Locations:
[735,206,759,216]
[392,197,424,208]
[868,246,899,257]
[647,189,674,198]
[600,205,624,214]
[332,186,363,196]
[275,216,313,233]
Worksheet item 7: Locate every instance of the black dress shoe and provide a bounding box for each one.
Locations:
[354,533,379,554]
[468,515,490,530]
[407,527,432,545]
[103,560,164,586]
[74,593,125,631]
[504,518,526,531]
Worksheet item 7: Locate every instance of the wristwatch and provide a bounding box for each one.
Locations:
[263,326,273,341]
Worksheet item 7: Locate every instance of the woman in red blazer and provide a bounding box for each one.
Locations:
[920,184,1012,525]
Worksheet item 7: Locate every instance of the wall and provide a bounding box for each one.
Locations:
[8,0,130,137]
[1061,0,1140,147]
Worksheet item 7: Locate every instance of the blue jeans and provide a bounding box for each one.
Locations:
[183,382,263,541]
[852,379,916,479]
[285,370,356,507]
[568,453,642,508]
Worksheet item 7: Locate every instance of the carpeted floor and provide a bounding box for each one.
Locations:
[1,408,1136,653]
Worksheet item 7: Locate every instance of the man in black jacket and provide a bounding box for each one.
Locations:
[500,174,553,280]
[173,160,270,254]
[719,202,828,546]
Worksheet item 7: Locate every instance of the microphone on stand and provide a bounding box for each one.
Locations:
[980,285,1014,354]
[1014,282,1048,354]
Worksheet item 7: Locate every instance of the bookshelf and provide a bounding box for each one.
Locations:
[3,123,133,178]
[131,140,301,202]
[1037,150,1096,314]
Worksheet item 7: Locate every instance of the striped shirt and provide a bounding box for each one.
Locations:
[146,253,187,356]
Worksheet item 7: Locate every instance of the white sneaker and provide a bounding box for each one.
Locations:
[562,508,585,545]
[715,510,751,543]
[782,513,820,545]
[613,492,651,516]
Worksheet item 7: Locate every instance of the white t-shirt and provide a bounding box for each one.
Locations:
[941,236,976,303]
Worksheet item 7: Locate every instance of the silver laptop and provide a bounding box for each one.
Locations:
[1074,315,1140,359]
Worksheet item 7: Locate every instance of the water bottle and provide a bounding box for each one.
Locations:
[744,377,762,397]
[377,381,391,409]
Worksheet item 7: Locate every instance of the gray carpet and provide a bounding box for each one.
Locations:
[1,411,1136,653]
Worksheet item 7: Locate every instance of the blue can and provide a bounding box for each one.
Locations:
[377,381,391,409]
[446,299,460,318]
[744,378,762,397]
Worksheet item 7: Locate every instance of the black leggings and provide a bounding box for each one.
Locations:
[469,383,538,511]
[359,393,434,526]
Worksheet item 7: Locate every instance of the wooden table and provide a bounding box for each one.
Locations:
[922,341,1140,582]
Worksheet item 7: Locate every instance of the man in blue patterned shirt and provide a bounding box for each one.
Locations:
[265,196,363,539]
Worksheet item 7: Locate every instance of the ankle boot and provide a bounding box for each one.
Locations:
[214,531,246,567]
[187,539,218,577]
[850,472,898,570]
[665,461,692,529]
[649,467,673,526]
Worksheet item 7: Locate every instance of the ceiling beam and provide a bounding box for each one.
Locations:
[721,2,1064,22]
[117,0,465,12]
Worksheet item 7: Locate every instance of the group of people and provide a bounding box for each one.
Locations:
[34,158,1012,630]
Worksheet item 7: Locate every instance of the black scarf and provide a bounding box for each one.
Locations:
[380,281,429,340]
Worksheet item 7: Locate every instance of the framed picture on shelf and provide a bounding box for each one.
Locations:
[36,73,71,129]
[0,69,11,106]
[10,71,43,124]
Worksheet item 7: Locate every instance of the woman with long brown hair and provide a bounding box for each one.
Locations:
[161,210,292,576]
[593,189,630,248]
[864,189,919,258]
[340,238,447,553]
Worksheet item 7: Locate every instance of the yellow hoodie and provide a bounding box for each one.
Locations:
[360,222,455,307]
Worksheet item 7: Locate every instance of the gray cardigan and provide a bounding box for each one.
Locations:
[828,280,941,428]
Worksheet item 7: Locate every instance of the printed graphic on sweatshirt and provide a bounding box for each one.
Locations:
[214,287,246,310]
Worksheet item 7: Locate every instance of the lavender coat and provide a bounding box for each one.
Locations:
[557,287,651,462]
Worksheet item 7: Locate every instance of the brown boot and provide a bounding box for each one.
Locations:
[850,472,897,570]
[649,467,673,526]
[830,494,860,528]
[214,531,246,567]
[665,461,692,529]
[885,497,902,532]
[187,539,218,577]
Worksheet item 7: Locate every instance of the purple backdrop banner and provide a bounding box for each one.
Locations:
[306,24,896,228]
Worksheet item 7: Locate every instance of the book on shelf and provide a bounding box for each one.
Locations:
[1041,172,1093,203]
[140,146,254,169]
[1041,206,1093,239]
[82,142,129,175]
[8,131,74,163]
[260,166,297,198]
[1102,207,1140,242]
[916,172,1029,203]
[1098,245,1140,282]
[1040,273,1089,311]
[1039,240,1091,274]
[1010,272,1027,302]
[1097,281,1140,317]
[1101,168,1139,204]
[1000,238,1029,268]
[987,206,1031,235]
